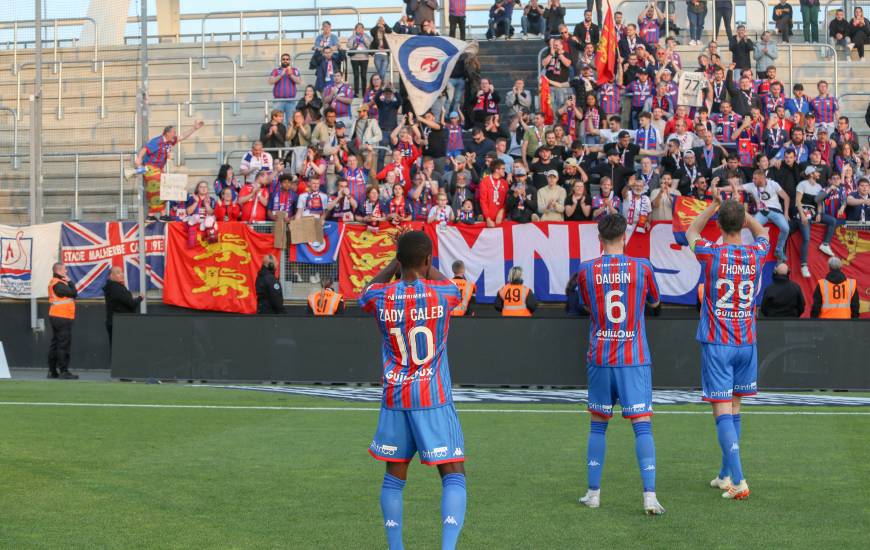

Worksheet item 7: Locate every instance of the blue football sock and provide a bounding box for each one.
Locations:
[632,422,657,492]
[715,414,745,484]
[380,474,406,550]
[587,421,608,490]
[441,473,466,550]
[719,414,742,479]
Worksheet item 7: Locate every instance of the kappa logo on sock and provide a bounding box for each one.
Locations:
[588,460,601,467]
[730,442,740,452]
[644,464,656,471]
[444,516,459,526]
[384,520,399,528]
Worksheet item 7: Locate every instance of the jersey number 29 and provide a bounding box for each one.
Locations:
[715,279,755,309]
[389,327,435,366]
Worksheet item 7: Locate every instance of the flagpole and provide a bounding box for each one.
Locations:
[138,0,149,314]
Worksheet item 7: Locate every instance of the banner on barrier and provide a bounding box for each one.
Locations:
[288,221,344,264]
[787,224,870,318]
[0,223,62,299]
[338,223,425,297]
[61,222,166,298]
[163,222,279,314]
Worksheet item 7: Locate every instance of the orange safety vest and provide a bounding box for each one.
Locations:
[451,277,476,317]
[498,283,532,317]
[308,289,343,316]
[818,278,856,319]
[47,277,75,319]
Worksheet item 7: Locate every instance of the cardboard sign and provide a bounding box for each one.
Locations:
[159,173,189,201]
[289,217,325,245]
[677,71,706,107]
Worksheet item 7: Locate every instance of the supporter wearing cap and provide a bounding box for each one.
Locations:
[506,175,536,224]
[795,165,825,277]
[536,170,567,221]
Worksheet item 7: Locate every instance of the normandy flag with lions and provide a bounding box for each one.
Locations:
[385,34,469,115]
[163,222,279,314]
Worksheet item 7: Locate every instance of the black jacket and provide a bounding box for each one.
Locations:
[811,270,860,318]
[729,37,754,70]
[256,266,286,314]
[692,145,726,177]
[573,22,600,47]
[103,280,142,325]
[829,18,850,38]
[259,122,287,150]
[761,273,805,317]
[51,278,78,299]
[725,70,761,117]
[771,161,801,216]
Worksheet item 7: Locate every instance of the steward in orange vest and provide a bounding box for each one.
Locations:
[450,260,476,317]
[47,262,79,379]
[307,280,345,316]
[811,259,859,319]
[495,267,537,317]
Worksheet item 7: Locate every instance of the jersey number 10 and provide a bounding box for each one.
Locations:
[389,327,435,366]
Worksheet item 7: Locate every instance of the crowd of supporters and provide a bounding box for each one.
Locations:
[135,3,870,283]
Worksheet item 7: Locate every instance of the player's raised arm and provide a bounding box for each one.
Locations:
[686,195,722,251]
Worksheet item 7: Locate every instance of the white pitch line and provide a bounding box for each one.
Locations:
[0,402,868,415]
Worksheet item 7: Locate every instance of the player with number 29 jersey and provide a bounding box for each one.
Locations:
[360,279,460,411]
[694,237,770,347]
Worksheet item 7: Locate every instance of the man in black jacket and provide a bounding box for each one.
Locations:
[772,149,801,217]
[729,25,754,72]
[761,263,805,317]
[725,67,761,117]
[103,267,143,351]
[256,254,286,314]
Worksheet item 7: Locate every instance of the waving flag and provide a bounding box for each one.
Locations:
[61,222,165,298]
[671,196,713,246]
[539,75,554,125]
[386,34,469,115]
[288,221,345,264]
[595,0,617,85]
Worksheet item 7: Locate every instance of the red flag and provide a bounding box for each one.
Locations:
[163,222,279,314]
[539,75,554,125]
[595,0,617,86]
[338,222,424,298]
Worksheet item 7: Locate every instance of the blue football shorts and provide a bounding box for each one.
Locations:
[369,404,465,465]
[700,343,758,402]
[587,365,654,419]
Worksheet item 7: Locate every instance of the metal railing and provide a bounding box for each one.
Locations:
[613,0,773,35]
[0,17,98,75]
[0,106,20,169]
[14,55,239,123]
[199,8,362,69]
[292,48,394,84]
[783,43,838,96]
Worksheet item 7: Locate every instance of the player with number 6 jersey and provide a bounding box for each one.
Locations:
[359,230,466,550]
[576,214,666,516]
[687,193,770,502]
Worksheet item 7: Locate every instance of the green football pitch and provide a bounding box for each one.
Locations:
[1,381,868,549]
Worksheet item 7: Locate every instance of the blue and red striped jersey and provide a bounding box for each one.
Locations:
[360,279,461,410]
[810,95,838,124]
[142,135,177,169]
[822,186,847,217]
[577,254,660,367]
[325,83,354,117]
[693,237,770,347]
[270,66,300,99]
[598,84,622,115]
[639,17,660,45]
[627,80,653,108]
[711,112,743,144]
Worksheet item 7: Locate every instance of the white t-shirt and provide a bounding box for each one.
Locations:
[743,179,784,212]
[796,179,823,216]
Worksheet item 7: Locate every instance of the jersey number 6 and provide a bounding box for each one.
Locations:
[605,290,627,324]
[389,327,435,366]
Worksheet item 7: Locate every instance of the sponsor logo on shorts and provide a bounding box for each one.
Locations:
[453,447,464,457]
[371,441,398,456]
[708,390,733,398]
[420,446,449,460]
[628,403,648,412]
[588,403,614,413]
[734,382,757,392]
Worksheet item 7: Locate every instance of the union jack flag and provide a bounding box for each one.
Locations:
[60,222,166,298]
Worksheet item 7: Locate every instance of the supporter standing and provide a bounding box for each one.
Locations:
[347,23,372,98]
[543,0,566,37]
[47,262,78,379]
[369,18,392,81]
[753,32,777,79]
[313,21,339,52]
[729,25,753,73]
[103,266,142,352]
[215,187,242,222]
[239,170,271,222]
[714,0,733,42]
[323,72,355,129]
[845,178,870,221]
[686,0,707,45]
[800,0,820,44]
[268,53,303,123]
[259,110,287,151]
[256,254,285,314]
[760,263,805,317]
[479,159,509,227]
[135,122,203,221]
[536,170,567,221]
[449,0,467,40]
